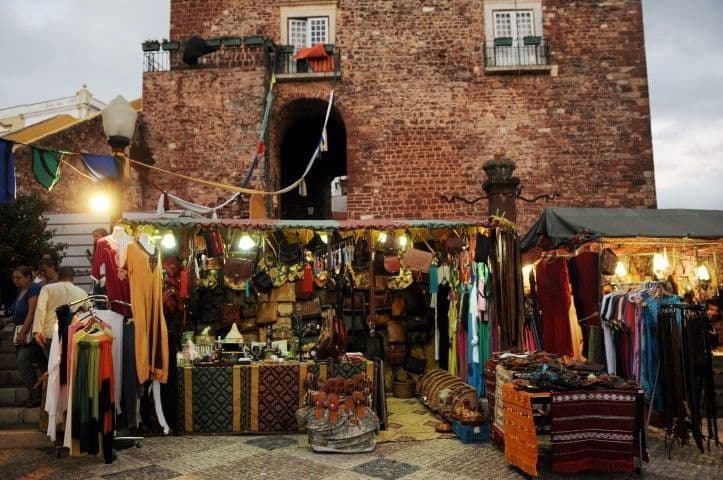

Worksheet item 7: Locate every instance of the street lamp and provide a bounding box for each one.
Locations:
[101,95,138,227]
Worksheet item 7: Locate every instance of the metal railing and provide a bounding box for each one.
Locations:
[272,47,341,76]
[484,42,550,68]
[143,50,170,72]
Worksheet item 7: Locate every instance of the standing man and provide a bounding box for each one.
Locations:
[32,266,88,358]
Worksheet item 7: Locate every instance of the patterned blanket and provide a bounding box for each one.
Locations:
[502,383,538,477]
[551,390,637,474]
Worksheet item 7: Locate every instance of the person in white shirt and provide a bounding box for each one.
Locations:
[32,266,88,358]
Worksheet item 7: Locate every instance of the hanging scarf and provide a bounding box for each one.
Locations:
[0,138,16,203]
[32,147,62,190]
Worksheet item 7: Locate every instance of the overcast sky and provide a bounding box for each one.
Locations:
[0,0,721,211]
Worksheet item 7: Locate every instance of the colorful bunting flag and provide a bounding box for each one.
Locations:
[31,147,62,191]
[0,139,16,204]
[80,153,121,180]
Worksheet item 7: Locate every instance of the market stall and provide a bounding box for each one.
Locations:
[518,207,721,459]
[103,216,524,437]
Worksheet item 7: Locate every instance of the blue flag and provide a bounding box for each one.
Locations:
[0,139,16,203]
[80,153,121,180]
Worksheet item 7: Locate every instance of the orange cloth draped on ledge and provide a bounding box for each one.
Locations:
[295,43,335,72]
[502,383,539,477]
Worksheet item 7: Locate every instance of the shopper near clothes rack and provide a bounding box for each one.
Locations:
[32,266,89,360]
[11,265,43,407]
[35,252,60,286]
[705,296,721,351]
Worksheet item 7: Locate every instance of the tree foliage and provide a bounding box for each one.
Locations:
[0,193,66,275]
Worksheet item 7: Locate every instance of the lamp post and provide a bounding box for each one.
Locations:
[100,95,138,228]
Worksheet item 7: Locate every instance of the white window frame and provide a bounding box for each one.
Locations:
[288,16,329,52]
[484,0,544,66]
[484,0,543,44]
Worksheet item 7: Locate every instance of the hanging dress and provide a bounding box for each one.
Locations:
[125,241,169,384]
[535,257,574,357]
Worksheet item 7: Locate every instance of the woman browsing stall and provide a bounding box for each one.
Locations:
[11,265,43,407]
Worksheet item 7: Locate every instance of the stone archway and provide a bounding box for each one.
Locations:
[273,98,346,219]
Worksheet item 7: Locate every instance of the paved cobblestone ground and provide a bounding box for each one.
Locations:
[0,426,720,480]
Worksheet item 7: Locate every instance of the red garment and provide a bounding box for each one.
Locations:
[570,252,600,324]
[535,258,573,357]
[91,238,131,316]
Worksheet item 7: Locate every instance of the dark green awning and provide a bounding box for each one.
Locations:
[521,208,723,251]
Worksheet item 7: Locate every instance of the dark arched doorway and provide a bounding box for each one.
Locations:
[278,99,346,219]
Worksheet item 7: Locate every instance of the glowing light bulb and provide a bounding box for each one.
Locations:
[319,233,328,244]
[653,252,669,274]
[697,264,711,282]
[378,232,387,244]
[398,235,408,249]
[89,192,112,213]
[161,233,176,249]
[238,234,256,251]
[614,261,627,278]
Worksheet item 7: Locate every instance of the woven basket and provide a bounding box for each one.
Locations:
[393,371,415,398]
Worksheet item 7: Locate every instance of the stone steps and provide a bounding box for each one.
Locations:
[0,424,49,449]
[0,406,39,426]
[0,386,28,407]
[0,369,23,387]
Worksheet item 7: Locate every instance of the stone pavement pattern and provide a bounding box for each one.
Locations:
[0,427,720,480]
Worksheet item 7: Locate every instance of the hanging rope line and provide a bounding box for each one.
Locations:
[1,88,335,201]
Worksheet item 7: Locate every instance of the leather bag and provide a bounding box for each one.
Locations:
[279,238,303,265]
[276,301,294,317]
[404,356,427,375]
[297,299,322,318]
[253,270,273,293]
[224,257,255,291]
[401,246,434,273]
[270,282,296,302]
[384,255,401,274]
[601,248,617,275]
[369,312,390,329]
[256,302,278,325]
[386,342,406,366]
[387,319,406,343]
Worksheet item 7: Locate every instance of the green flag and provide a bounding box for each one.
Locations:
[32,147,62,190]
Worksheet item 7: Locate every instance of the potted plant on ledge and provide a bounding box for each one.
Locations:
[142,39,160,51]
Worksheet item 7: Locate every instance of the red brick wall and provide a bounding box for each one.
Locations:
[141,0,655,231]
[12,115,146,214]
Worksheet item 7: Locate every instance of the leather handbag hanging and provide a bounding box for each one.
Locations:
[270,282,296,302]
[352,237,370,269]
[369,312,390,328]
[600,248,617,275]
[253,270,274,293]
[276,301,295,317]
[387,319,406,343]
[297,299,322,318]
[256,302,278,325]
[384,255,401,274]
[279,237,303,265]
[224,257,255,291]
[401,240,435,273]
[386,342,406,366]
[207,228,226,258]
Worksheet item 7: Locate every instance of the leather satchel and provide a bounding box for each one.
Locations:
[276,301,295,317]
[256,301,278,325]
[279,238,303,265]
[224,257,255,291]
[601,248,617,275]
[297,299,322,318]
[401,247,434,273]
[270,282,296,302]
[387,319,406,343]
[253,270,273,293]
[384,255,401,274]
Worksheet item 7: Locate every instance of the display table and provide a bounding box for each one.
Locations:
[176,360,376,434]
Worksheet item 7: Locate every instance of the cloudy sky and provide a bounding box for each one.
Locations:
[0,0,721,210]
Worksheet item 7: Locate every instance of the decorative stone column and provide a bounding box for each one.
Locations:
[482,155,520,223]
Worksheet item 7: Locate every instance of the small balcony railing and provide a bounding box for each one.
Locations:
[272,46,341,78]
[484,40,550,68]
